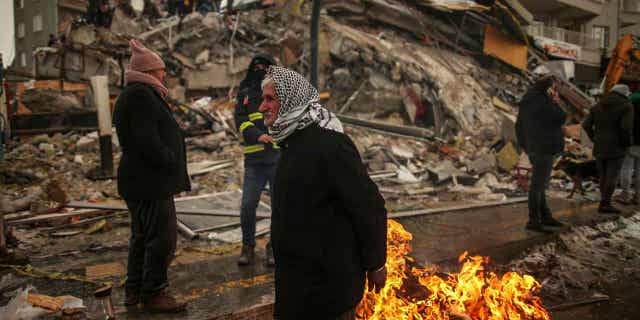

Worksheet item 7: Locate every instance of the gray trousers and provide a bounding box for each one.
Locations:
[619,147,640,198]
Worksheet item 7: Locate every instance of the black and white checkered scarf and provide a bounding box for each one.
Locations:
[267,66,343,143]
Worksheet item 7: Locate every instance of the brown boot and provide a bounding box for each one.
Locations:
[124,289,139,307]
[237,245,255,266]
[144,291,187,313]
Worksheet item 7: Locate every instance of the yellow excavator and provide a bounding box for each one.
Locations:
[602,34,640,94]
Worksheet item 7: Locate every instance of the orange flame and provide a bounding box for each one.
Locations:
[357,220,550,320]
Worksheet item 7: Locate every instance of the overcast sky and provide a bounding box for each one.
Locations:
[0,1,15,65]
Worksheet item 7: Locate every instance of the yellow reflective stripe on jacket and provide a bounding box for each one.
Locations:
[244,144,265,154]
[249,112,263,121]
[272,142,280,149]
[239,121,254,134]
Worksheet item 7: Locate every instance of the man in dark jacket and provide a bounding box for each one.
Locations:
[113,40,190,313]
[516,74,566,233]
[259,66,387,320]
[618,91,640,204]
[234,53,278,266]
[583,84,634,213]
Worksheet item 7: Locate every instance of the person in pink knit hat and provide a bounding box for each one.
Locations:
[113,39,190,313]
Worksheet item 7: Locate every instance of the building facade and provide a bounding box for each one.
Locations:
[13,0,59,71]
[518,0,640,87]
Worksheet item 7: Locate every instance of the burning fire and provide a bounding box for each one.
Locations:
[357,220,550,320]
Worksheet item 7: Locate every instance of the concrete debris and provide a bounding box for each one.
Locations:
[509,213,640,300]
[496,142,519,172]
[428,160,466,184]
[467,154,496,175]
[195,49,211,65]
[21,90,84,113]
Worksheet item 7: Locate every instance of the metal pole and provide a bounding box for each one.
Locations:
[177,220,199,240]
[310,0,321,88]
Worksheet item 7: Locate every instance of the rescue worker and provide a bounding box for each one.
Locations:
[234,54,278,266]
[259,66,387,320]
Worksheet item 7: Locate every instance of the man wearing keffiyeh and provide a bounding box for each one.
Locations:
[259,66,388,320]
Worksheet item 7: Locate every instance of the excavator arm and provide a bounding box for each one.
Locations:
[603,34,640,93]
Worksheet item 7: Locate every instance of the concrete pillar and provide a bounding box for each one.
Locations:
[90,75,114,178]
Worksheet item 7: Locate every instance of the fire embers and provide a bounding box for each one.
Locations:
[357,220,550,320]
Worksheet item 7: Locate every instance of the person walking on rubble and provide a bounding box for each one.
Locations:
[234,54,279,266]
[583,84,634,214]
[516,72,567,233]
[617,91,640,205]
[113,39,190,313]
[259,66,388,320]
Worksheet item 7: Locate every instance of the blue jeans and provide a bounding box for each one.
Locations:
[241,162,277,246]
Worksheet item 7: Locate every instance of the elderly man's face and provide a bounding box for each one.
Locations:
[259,83,280,126]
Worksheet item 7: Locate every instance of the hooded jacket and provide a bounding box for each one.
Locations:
[582,91,634,159]
[234,53,279,164]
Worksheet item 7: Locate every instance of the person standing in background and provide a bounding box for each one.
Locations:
[583,84,634,214]
[113,40,190,313]
[234,54,278,266]
[516,73,567,233]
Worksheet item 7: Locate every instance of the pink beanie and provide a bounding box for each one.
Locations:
[128,39,166,72]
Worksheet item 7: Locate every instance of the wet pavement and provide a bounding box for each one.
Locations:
[0,196,633,319]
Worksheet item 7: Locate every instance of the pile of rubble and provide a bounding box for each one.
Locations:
[2,0,598,232]
[508,213,640,304]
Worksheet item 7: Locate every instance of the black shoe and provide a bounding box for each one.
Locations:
[237,245,255,266]
[598,204,622,214]
[541,217,565,227]
[525,221,554,234]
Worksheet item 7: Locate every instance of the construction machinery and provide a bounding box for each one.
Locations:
[602,34,640,94]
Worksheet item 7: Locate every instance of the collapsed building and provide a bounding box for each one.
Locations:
[1,1,629,318]
[0,0,604,235]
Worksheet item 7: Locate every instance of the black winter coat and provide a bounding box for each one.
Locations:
[631,97,640,146]
[113,82,190,200]
[582,92,634,159]
[516,88,566,155]
[272,124,387,320]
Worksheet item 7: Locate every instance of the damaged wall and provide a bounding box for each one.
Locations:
[325,17,504,137]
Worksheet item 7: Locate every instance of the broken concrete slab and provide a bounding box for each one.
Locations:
[391,144,414,159]
[195,49,211,65]
[467,154,497,175]
[202,12,222,30]
[496,142,519,172]
[68,25,97,46]
[172,52,197,70]
[427,160,466,184]
[110,8,145,35]
[184,64,238,90]
[21,90,84,113]
[500,112,518,145]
